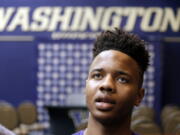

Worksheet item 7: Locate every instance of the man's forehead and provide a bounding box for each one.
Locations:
[91,50,135,67]
[89,50,141,75]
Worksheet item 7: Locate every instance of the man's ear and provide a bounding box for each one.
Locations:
[134,88,144,106]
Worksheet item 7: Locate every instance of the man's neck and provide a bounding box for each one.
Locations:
[85,115,132,135]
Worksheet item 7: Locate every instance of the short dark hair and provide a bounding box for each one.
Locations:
[93,28,149,74]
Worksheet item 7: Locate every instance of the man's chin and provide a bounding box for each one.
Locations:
[90,109,131,126]
[91,111,119,125]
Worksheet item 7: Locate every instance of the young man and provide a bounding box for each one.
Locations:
[73,28,149,135]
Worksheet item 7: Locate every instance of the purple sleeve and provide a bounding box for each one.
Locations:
[72,130,84,135]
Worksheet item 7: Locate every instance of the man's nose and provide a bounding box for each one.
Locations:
[99,75,116,93]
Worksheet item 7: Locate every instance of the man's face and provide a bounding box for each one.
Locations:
[85,50,144,124]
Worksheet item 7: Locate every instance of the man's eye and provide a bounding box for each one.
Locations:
[117,77,128,83]
[92,73,103,79]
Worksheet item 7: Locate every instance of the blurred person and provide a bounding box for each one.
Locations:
[72,28,149,135]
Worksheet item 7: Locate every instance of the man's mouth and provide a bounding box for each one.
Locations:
[95,97,116,111]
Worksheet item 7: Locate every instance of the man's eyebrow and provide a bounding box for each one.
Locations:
[90,69,130,77]
[90,68,103,73]
[116,70,131,77]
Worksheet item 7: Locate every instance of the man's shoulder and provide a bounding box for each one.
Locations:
[72,130,140,135]
[72,130,84,135]
[0,125,15,135]
[133,132,140,135]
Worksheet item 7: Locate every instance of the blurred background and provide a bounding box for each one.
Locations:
[0,0,179,135]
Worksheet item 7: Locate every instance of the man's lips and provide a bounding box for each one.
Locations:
[95,97,116,111]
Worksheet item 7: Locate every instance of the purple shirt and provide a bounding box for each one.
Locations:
[72,130,139,135]
[0,125,16,135]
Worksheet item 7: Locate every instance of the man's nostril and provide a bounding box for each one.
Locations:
[100,86,114,93]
